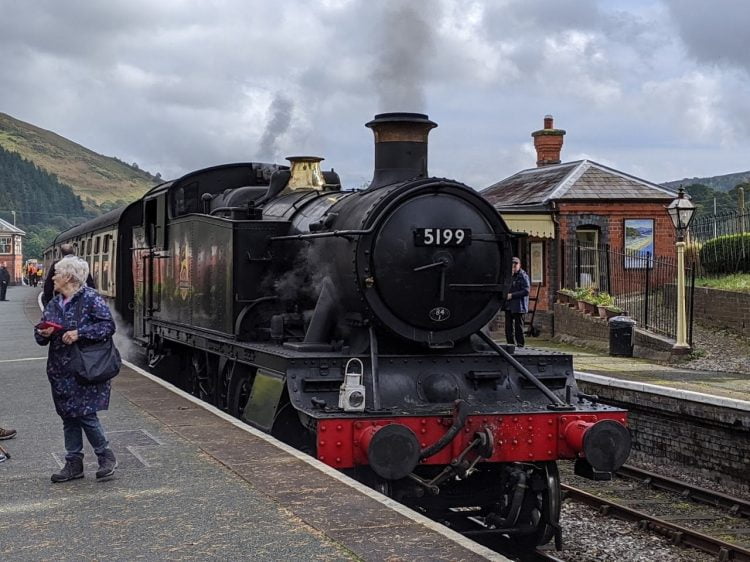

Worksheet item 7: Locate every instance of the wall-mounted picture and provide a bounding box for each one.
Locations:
[624,219,654,269]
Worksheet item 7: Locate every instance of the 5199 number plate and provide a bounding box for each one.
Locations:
[414,228,471,247]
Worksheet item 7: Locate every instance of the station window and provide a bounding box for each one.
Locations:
[0,236,11,254]
[14,236,22,254]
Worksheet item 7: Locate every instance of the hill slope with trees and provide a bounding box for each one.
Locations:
[0,112,158,206]
[0,145,95,258]
[664,170,750,193]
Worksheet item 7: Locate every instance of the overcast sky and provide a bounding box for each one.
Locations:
[1,0,749,190]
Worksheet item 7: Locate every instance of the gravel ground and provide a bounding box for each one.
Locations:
[681,324,750,374]
[555,501,712,562]
[627,455,750,502]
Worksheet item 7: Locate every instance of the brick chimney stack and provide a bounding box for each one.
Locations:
[531,115,566,167]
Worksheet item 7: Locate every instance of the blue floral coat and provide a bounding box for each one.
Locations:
[35,286,115,418]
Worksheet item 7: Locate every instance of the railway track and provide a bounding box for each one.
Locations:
[562,463,750,561]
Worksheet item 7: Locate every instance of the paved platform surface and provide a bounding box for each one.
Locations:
[0,285,503,561]
[525,337,750,404]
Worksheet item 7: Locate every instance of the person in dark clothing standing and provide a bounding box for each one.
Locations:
[0,263,10,301]
[42,244,95,306]
[504,256,530,348]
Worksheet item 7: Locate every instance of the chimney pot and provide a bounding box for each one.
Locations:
[544,115,554,129]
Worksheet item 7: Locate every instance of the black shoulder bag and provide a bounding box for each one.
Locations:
[67,295,122,385]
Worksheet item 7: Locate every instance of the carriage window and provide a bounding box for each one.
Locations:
[103,234,110,254]
[94,237,101,255]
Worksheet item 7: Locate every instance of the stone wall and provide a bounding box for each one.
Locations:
[578,376,750,494]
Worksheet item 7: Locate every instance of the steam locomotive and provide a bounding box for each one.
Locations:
[46,113,631,547]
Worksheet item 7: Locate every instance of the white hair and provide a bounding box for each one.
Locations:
[56,256,89,287]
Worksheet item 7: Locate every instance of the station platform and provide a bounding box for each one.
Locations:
[527,337,750,405]
[0,286,504,561]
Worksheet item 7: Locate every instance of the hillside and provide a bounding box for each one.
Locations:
[0,112,158,205]
[663,170,750,192]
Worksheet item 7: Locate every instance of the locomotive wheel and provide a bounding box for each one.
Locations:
[188,350,209,399]
[227,366,254,421]
[217,360,235,412]
[515,461,561,548]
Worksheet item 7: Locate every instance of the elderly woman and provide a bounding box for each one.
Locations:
[35,256,117,482]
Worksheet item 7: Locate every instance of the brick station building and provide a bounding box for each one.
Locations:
[482,116,678,331]
[0,217,25,284]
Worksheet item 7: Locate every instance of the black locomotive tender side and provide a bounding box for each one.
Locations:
[48,113,631,547]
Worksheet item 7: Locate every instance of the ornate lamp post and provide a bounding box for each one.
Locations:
[666,186,696,352]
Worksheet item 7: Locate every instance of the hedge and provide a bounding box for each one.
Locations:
[699,233,750,274]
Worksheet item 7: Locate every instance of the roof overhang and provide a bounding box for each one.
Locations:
[500,213,555,239]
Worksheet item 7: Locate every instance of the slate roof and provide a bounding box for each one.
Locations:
[482,160,677,208]
[0,217,25,235]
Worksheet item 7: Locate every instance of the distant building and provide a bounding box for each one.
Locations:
[0,217,25,284]
[482,116,677,319]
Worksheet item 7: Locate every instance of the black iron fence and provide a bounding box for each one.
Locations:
[687,209,750,277]
[561,241,694,343]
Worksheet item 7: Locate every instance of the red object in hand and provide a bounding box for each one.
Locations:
[35,321,64,331]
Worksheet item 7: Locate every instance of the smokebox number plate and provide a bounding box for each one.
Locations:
[414,228,471,247]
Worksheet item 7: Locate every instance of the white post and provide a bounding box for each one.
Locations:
[673,240,690,352]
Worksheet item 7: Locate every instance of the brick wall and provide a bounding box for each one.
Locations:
[692,287,750,337]
[491,310,553,339]
[557,201,676,256]
[553,303,675,359]
[578,380,750,494]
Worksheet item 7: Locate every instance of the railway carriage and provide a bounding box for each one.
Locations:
[47,113,631,546]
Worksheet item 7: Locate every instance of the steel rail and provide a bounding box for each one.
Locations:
[617,464,750,519]
[563,484,750,562]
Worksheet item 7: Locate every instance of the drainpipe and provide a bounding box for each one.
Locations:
[550,201,561,338]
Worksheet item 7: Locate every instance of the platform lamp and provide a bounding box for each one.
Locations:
[666,186,696,352]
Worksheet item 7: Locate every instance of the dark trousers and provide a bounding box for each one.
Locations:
[0,281,7,300]
[62,413,110,462]
[505,311,525,347]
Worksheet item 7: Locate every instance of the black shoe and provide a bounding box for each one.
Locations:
[0,428,17,440]
[51,457,84,483]
[96,449,117,479]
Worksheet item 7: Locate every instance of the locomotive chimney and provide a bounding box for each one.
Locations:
[365,112,437,188]
[531,114,566,167]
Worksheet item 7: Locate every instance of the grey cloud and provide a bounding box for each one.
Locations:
[665,0,750,74]
[1,0,749,193]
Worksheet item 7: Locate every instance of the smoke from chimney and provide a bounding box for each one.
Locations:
[258,93,294,161]
[372,1,433,112]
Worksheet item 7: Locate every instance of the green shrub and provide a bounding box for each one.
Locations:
[699,233,750,274]
[595,291,614,307]
[573,286,595,301]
